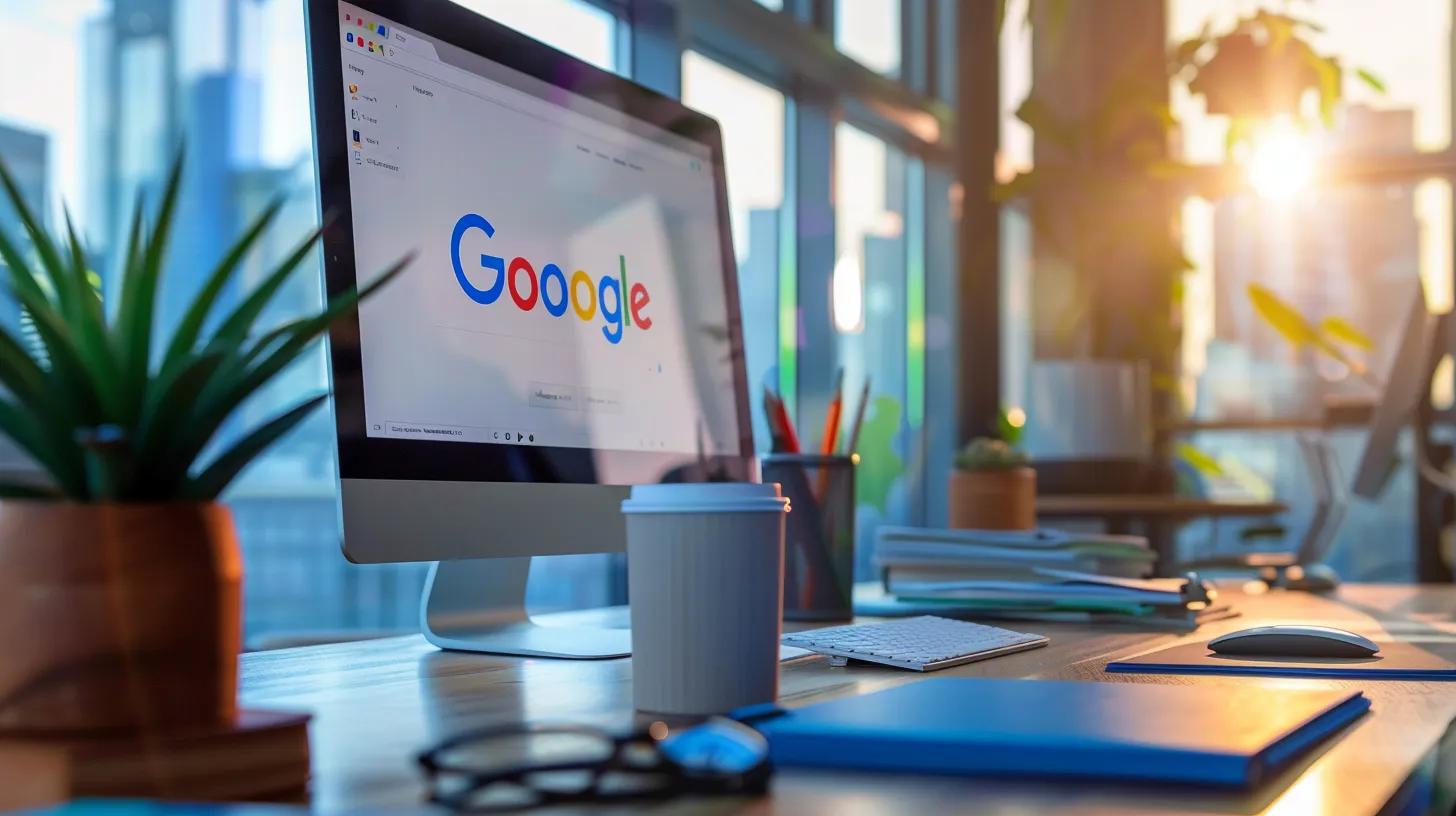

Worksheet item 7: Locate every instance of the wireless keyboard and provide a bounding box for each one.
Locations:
[781,615,1049,672]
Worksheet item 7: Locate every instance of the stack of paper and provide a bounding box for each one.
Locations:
[877,526,1156,580]
[873,527,1233,627]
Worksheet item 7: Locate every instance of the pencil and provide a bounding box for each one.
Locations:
[762,386,785,452]
[819,368,844,456]
[771,389,800,453]
[845,377,871,455]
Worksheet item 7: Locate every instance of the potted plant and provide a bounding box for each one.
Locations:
[0,154,407,735]
[949,413,1036,531]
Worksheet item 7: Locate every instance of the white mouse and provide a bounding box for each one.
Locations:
[1208,625,1380,659]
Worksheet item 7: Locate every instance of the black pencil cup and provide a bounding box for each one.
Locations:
[761,453,857,622]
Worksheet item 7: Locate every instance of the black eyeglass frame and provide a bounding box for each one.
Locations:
[417,721,771,811]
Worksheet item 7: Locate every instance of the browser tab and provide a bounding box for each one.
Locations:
[339,2,441,61]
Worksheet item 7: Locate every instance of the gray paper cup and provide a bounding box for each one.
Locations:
[622,483,790,715]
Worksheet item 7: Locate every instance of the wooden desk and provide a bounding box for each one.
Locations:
[239,585,1456,815]
[1037,494,1289,571]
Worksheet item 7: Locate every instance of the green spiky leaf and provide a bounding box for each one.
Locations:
[160,252,410,491]
[113,150,184,422]
[207,218,332,347]
[158,195,287,372]
[185,394,328,500]
[0,150,408,501]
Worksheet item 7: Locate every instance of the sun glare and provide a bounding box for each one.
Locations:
[1245,119,1317,200]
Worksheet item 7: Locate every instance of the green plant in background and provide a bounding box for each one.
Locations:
[955,438,1028,473]
[1246,282,1375,382]
[855,394,904,513]
[0,153,410,501]
[956,407,1030,472]
[1172,9,1385,149]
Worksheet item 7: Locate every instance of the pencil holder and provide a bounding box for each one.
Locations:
[761,453,857,622]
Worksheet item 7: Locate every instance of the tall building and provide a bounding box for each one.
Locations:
[0,123,49,339]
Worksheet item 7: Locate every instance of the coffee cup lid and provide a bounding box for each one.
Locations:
[621,482,791,514]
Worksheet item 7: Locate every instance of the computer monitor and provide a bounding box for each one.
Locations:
[304,0,753,657]
[1351,282,1440,500]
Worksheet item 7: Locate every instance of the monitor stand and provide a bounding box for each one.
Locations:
[420,557,632,659]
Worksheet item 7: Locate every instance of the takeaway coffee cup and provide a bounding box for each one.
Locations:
[621,483,790,715]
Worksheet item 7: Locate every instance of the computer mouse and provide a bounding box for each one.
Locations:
[1207,625,1380,659]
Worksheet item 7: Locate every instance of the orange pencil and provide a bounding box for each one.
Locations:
[814,369,845,501]
[819,368,845,456]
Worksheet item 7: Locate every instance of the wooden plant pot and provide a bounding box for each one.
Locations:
[0,502,242,735]
[948,467,1037,531]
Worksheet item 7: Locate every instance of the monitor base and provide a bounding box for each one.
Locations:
[420,557,631,659]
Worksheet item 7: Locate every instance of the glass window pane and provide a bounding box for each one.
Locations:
[449,0,617,71]
[682,52,787,453]
[835,0,901,78]
[0,0,619,645]
[831,123,913,578]
[998,0,1033,181]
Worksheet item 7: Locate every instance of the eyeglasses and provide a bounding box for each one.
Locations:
[417,717,772,812]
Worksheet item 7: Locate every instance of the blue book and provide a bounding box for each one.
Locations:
[757,678,1368,788]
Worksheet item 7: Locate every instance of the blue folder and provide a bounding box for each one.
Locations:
[756,678,1368,788]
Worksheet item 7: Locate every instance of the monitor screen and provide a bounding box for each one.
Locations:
[331,2,742,461]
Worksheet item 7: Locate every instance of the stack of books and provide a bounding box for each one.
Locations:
[872,526,1235,628]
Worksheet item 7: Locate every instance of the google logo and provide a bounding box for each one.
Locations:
[449,213,652,345]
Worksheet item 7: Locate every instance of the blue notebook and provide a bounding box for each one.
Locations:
[756,678,1368,788]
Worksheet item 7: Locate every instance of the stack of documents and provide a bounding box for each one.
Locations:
[873,526,1233,627]
[877,526,1156,580]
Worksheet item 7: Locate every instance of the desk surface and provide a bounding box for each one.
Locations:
[1037,494,1287,518]
[240,584,1456,815]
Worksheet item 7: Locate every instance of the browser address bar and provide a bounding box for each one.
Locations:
[347,45,691,173]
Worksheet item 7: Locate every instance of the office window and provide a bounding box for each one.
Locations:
[0,0,621,646]
[834,0,901,78]
[681,51,787,453]
[832,122,917,577]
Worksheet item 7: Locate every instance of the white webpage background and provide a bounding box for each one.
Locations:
[336,5,738,455]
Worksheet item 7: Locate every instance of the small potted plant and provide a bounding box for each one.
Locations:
[0,153,408,735]
[948,412,1036,531]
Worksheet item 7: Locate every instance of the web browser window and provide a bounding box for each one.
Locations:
[334,2,739,456]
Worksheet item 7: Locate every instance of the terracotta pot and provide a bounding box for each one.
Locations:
[0,502,242,735]
[948,467,1037,531]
